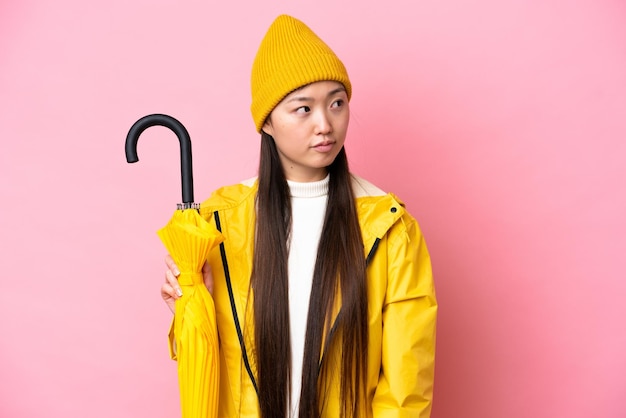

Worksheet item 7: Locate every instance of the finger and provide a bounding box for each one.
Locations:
[166,269,183,297]
[165,254,180,276]
[202,261,214,294]
[160,283,177,314]
[161,282,178,301]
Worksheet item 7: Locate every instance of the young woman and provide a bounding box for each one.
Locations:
[161,14,437,418]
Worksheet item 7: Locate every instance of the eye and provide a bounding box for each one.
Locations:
[295,106,311,114]
[331,99,344,108]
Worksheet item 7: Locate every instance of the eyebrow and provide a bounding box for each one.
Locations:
[285,86,347,103]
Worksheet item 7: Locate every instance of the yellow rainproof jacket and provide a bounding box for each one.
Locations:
[170,175,437,417]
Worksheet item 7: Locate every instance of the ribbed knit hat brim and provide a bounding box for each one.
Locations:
[250,15,352,133]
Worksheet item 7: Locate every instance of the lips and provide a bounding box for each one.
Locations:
[312,141,335,152]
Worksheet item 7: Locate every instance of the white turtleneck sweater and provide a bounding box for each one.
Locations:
[286,174,329,415]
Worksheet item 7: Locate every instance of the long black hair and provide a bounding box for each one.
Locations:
[252,131,368,417]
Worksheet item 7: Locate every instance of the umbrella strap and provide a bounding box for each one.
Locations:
[214,211,259,396]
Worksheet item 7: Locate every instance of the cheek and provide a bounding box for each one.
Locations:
[279,122,308,139]
[336,111,349,128]
[273,116,297,133]
[336,116,350,137]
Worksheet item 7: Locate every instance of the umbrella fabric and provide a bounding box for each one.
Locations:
[158,208,224,418]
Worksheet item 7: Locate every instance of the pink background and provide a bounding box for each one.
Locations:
[1,0,625,417]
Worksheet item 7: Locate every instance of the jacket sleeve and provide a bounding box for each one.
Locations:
[372,215,437,418]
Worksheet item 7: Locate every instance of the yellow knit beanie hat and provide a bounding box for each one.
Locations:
[250,15,352,133]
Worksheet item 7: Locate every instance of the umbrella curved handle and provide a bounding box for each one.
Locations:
[125,114,194,204]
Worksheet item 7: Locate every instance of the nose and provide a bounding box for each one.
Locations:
[314,110,332,135]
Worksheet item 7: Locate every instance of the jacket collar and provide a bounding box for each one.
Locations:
[200,175,406,254]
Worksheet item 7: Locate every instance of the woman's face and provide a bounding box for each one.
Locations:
[262,80,350,182]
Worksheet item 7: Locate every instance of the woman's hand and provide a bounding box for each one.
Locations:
[161,254,214,313]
